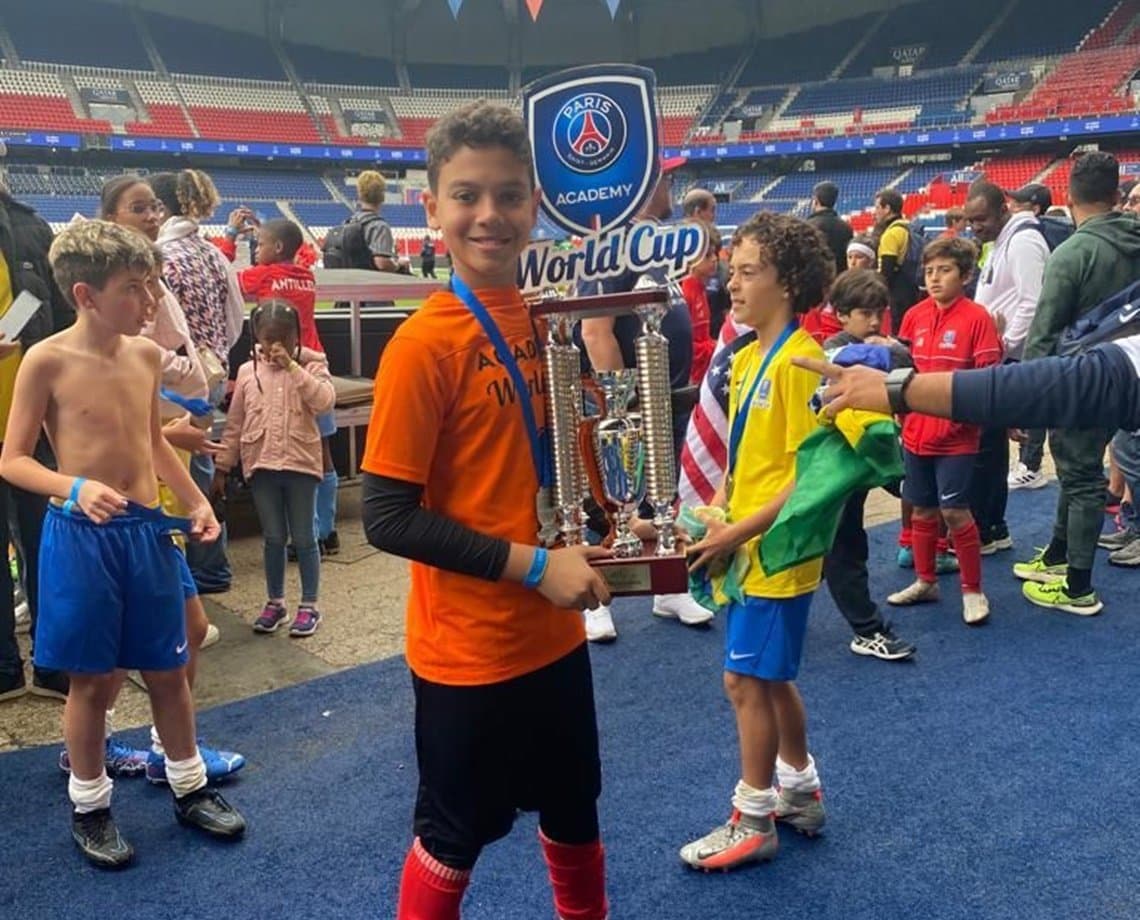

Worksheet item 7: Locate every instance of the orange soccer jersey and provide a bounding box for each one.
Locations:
[361,287,583,686]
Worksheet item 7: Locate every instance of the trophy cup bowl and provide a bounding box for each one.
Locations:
[593,370,645,559]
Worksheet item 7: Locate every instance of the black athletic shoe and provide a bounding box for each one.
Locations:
[849,629,916,662]
[321,531,340,556]
[173,787,246,838]
[0,669,26,702]
[31,667,69,701]
[71,808,134,869]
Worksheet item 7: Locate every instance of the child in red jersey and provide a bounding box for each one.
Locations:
[361,101,612,920]
[888,236,1001,626]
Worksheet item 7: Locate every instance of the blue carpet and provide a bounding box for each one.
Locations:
[4,486,1140,919]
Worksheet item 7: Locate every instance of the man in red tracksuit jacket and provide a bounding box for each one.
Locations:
[888,236,1002,627]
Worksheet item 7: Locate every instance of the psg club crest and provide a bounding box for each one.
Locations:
[524,64,659,236]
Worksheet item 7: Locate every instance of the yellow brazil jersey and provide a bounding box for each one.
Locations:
[726,327,824,598]
[0,254,19,441]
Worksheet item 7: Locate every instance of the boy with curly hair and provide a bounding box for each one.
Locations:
[682,212,834,871]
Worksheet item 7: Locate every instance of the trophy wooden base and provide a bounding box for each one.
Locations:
[591,549,689,596]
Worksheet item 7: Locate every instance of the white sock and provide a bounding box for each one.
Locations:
[69,770,113,814]
[731,779,777,820]
[775,754,820,794]
[165,750,207,798]
[104,708,116,740]
[150,724,165,756]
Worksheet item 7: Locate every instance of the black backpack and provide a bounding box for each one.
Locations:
[889,219,927,292]
[322,212,382,270]
[1012,216,1074,253]
[1057,275,1140,356]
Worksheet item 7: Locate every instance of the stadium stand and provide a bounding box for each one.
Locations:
[142,12,285,81]
[286,43,400,89]
[986,46,1140,122]
[3,0,152,70]
[0,69,112,134]
[132,78,198,137]
[841,0,995,75]
[736,13,881,86]
[640,47,741,87]
[976,0,1118,62]
[175,78,322,144]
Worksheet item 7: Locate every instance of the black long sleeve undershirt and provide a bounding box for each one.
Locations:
[950,344,1140,432]
[361,472,512,581]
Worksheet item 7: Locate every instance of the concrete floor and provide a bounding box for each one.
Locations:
[0,448,1054,752]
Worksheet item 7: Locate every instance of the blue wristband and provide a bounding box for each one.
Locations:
[523,547,549,589]
[62,477,86,514]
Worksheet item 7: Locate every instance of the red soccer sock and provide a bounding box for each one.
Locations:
[396,838,471,920]
[951,520,983,593]
[912,515,938,584]
[898,526,912,548]
[539,831,609,920]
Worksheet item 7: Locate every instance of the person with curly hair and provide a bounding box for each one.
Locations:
[680,212,834,872]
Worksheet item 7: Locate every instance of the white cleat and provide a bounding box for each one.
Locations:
[652,592,714,626]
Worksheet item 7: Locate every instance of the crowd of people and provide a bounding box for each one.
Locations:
[1,97,1139,920]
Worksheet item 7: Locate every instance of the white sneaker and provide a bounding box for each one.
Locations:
[962,592,990,626]
[584,605,617,643]
[652,592,714,626]
[1008,463,1047,490]
[200,623,220,650]
[887,579,940,606]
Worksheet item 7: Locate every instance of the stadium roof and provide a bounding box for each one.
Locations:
[102,0,926,66]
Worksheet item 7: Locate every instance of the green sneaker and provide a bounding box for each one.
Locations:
[1012,549,1067,584]
[1022,580,1103,616]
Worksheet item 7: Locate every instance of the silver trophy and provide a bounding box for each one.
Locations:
[593,370,645,559]
[529,286,688,596]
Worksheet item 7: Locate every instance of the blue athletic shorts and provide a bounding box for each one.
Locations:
[902,450,976,509]
[177,550,198,600]
[724,593,814,681]
[35,502,190,674]
[317,409,337,439]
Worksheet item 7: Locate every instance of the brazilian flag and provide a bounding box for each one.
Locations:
[758,345,905,576]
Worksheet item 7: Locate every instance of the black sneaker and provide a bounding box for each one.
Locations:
[31,667,69,701]
[850,630,916,662]
[0,669,27,702]
[71,808,134,868]
[173,787,246,838]
[321,531,340,556]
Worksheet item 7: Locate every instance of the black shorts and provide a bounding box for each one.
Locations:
[411,643,602,867]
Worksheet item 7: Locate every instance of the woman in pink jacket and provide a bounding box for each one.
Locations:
[217,300,335,637]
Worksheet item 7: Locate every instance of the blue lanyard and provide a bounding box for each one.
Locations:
[450,275,551,487]
[727,321,797,479]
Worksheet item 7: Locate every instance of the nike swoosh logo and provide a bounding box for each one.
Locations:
[175,641,188,654]
[940,492,960,503]
[1119,304,1140,324]
[728,650,755,661]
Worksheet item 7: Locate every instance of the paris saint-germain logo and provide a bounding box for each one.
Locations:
[524,64,659,236]
[554,93,627,174]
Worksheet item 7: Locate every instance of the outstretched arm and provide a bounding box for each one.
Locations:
[792,343,1140,431]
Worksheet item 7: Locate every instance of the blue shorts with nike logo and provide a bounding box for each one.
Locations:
[35,502,190,674]
[724,593,814,681]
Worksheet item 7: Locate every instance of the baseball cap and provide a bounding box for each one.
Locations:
[1009,183,1052,211]
[660,155,687,174]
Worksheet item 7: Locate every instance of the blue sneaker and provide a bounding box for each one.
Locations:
[896,546,914,568]
[59,736,150,778]
[935,552,960,574]
[146,741,246,785]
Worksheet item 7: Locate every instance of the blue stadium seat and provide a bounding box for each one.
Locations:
[843,0,995,75]
[21,195,100,223]
[208,170,336,202]
[784,67,984,115]
[977,0,1118,62]
[290,202,353,226]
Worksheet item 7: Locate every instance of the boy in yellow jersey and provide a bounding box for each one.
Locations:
[682,212,835,872]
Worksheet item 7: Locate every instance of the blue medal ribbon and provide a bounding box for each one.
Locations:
[450,275,552,488]
[727,321,798,483]
[160,388,214,419]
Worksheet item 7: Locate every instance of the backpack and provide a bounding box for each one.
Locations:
[1057,275,1140,356]
[894,220,927,291]
[322,212,382,269]
[1012,216,1074,253]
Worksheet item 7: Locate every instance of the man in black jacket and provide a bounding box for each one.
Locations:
[0,180,74,703]
[807,181,853,278]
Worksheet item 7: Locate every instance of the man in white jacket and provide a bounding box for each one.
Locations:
[964,181,1051,553]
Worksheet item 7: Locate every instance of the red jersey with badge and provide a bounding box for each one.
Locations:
[898,296,1001,455]
[802,301,892,345]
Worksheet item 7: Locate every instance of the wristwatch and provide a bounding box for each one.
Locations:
[885,367,916,415]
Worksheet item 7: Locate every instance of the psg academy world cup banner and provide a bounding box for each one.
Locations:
[518,64,705,291]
